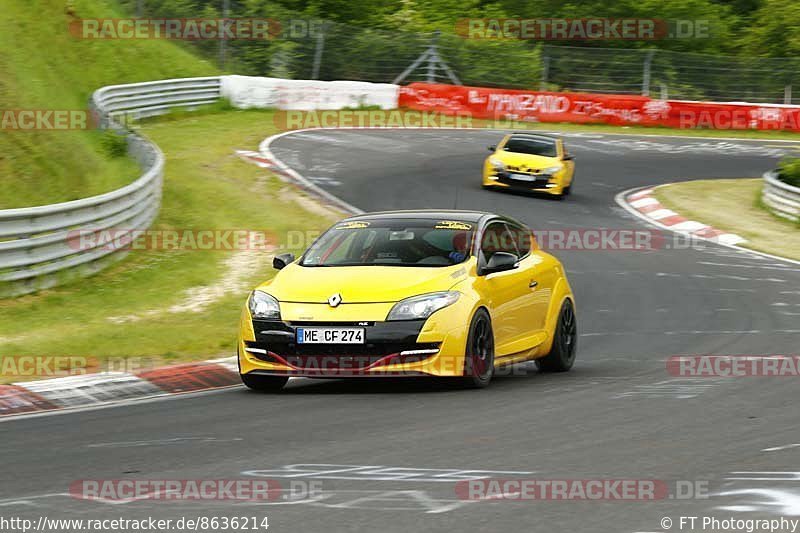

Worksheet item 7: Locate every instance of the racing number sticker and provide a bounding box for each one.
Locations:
[435,221,473,231]
[335,221,371,230]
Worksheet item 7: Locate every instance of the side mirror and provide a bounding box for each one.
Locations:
[482,252,519,275]
[273,253,295,270]
[562,154,574,161]
[487,145,496,152]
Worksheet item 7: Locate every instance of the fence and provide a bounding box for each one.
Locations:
[235,27,800,103]
[763,171,800,222]
[539,45,800,104]
[0,77,223,297]
[111,0,800,105]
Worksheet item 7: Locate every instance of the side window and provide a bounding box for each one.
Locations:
[506,223,532,258]
[480,222,519,263]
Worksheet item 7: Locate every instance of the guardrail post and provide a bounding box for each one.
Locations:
[540,55,551,91]
[219,0,230,70]
[311,23,327,80]
[393,30,461,85]
[426,31,440,82]
[785,85,792,105]
[642,49,656,96]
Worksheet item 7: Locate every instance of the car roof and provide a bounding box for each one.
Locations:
[344,209,494,224]
[507,132,558,143]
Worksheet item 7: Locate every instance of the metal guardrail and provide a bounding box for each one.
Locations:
[93,77,222,126]
[763,170,800,222]
[0,77,222,297]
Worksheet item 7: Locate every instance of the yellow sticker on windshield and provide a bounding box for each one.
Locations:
[435,220,473,231]
[336,221,371,230]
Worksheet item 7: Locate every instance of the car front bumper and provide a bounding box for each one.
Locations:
[482,170,565,195]
[238,304,474,378]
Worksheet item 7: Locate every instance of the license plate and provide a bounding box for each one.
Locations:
[509,173,538,182]
[296,327,365,344]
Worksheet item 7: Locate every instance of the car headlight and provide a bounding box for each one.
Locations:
[489,157,506,171]
[542,165,562,175]
[387,291,460,321]
[248,291,281,320]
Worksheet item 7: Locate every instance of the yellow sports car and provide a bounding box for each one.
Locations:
[238,210,577,391]
[483,133,575,197]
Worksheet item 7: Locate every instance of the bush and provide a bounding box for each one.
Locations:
[99,130,129,158]
[778,157,800,187]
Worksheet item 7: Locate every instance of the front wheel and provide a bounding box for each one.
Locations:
[462,308,495,388]
[241,373,288,392]
[535,299,577,372]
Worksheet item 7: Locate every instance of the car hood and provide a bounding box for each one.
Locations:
[258,262,471,304]
[493,151,559,170]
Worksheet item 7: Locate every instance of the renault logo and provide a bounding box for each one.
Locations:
[328,293,343,307]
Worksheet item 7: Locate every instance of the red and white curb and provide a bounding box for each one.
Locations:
[238,141,363,216]
[0,357,240,418]
[622,187,746,246]
[235,150,279,170]
[618,185,800,266]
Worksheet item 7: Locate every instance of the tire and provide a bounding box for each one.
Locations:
[241,373,288,392]
[535,299,577,373]
[462,308,495,388]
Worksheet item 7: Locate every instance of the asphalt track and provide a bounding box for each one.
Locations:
[2,130,800,533]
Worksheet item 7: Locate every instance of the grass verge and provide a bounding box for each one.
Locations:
[0,109,340,382]
[653,179,800,261]
[0,0,216,208]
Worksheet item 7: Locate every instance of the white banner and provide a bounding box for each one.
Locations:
[221,76,399,110]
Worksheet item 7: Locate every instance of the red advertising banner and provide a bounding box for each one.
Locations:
[398,82,800,132]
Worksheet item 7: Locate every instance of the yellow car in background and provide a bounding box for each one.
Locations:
[483,133,575,197]
[238,210,577,391]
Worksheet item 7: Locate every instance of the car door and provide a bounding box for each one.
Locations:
[557,139,575,184]
[474,221,534,356]
[507,222,555,338]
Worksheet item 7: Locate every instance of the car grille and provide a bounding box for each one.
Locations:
[245,341,439,369]
[497,173,551,189]
[247,319,436,370]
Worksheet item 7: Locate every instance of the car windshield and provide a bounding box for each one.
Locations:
[503,136,558,157]
[301,218,475,267]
